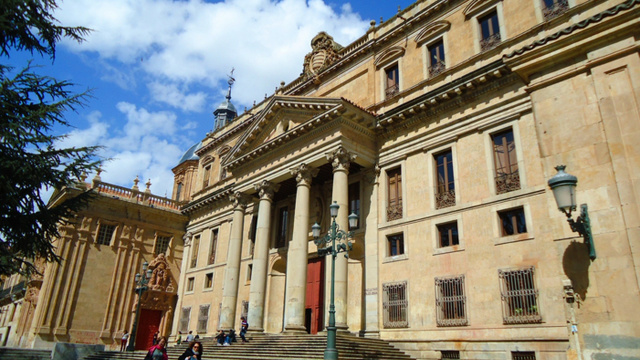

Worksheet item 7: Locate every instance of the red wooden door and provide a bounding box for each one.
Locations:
[136,309,163,350]
[305,257,325,334]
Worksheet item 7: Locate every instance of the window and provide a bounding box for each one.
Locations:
[154,235,171,255]
[382,281,408,328]
[387,167,402,221]
[203,165,211,188]
[241,300,249,319]
[179,307,191,332]
[246,264,253,283]
[542,0,569,20]
[441,350,461,359]
[437,222,459,248]
[512,351,536,360]
[499,267,542,324]
[387,233,404,256]
[204,273,213,289]
[249,215,258,256]
[197,304,210,333]
[187,277,195,292]
[427,39,446,77]
[176,182,183,201]
[190,235,200,268]
[96,224,116,245]
[208,229,218,265]
[276,207,289,248]
[434,150,455,209]
[498,207,527,236]
[435,275,467,326]
[492,128,520,194]
[385,64,399,99]
[479,10,501,51]
[349,182,360,230]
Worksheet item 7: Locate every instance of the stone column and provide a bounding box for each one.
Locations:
[284,164,318,333]
[327,147,356,331]
[247,180,279,332]
[364,166,380,337]
[219,192,249,330]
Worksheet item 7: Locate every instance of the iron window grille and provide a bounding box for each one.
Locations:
[435,275,467,326]
[96,224,116,245]
[154,235,171,255]
[499,267,542,324]
[190,236,200,268]
[498,207,527,236]
[542,0,569,20]
[179,307,190,332]
[197,304,210,333]
[428,40,446,78]
[385,65,400,99]
[492,129,521,194]
[479,10,501,51]
[512,351,536,360]
[383,281,408,328]
[387,233,405,256]
[435,150,455,209]
[441,350,461,359]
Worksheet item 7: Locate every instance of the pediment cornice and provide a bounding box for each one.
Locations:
[414,20,451,45]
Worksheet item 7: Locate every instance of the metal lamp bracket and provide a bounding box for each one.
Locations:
[566,204,596,261]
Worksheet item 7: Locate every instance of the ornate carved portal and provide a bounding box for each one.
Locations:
[133,254,177,312]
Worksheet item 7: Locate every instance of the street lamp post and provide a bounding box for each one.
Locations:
[126,261,153,351]
[312,201,358,360]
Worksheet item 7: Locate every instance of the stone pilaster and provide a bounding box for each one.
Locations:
[326,147,356,331]
[248,180,279,332]
[363,166,380,337]
[219,192,249,330]
[284,164,318,333]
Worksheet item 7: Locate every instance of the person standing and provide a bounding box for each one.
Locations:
[178,341,202,360]
[240,316,248,343]
[120,331,129,351]
[144,336,168,360]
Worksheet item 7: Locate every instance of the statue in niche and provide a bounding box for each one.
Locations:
[148,254,171,292]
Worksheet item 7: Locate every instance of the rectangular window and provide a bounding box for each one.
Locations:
[276,206,289,248]
[428,39,446,77]
[492,128,520,194]
[176,182,183,202]
[437,222,459,248]
[190,235,200,268]
[479,10,501,51]
[382,281,408,328]
[387,167,402,221]
[246,264,253,283]
[248,215,258,256]
[499,267,542,324]
[435,275,467,326]
[204,273,213,289]
[241,300,249,319]
[542,0,569,20]
[96,224,116,245]
[441,350,461,359]
[385,64,400,99]
[434,150,455,209]
[387,233,404,256]
[512,352,536,360]
[203,165,211,188]
[208,229,218,265]
[187,277,195,292]
[197,304,210,333]
[179,307,191,332]
[498,207,527,236]
[349,182,361,230]
[154,235,171,255]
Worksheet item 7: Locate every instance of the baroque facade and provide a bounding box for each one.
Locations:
[170,0,640,360]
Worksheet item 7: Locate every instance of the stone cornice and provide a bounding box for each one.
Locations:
[196,113,257,157]
[181,184,235,215]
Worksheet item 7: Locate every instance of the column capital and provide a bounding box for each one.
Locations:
[230,191,250,210]
[326,146,357,172]
[254,180,280,201]
[290,163,319,187]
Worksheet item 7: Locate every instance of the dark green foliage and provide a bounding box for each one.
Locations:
[0,0,101,276]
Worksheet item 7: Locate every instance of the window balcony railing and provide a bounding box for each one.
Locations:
[428,61,446,78]
[480,33,501,52]
[387,202,403,221]
[435,189,456,209]
[543,0,569,21]
[495,171,521,194]
[385,83,399,99]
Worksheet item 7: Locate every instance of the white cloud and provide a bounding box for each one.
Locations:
[55,0,370,108]
[148,82,207,112]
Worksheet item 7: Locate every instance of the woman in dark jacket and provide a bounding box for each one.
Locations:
[178,341,202,360]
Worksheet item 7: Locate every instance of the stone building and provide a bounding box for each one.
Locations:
[170,0,640,359]
[0,174,187,351]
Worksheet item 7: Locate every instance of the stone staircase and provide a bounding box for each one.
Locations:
[82,333,415,360]
[0,347,52,360]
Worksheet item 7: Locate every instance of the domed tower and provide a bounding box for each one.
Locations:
[214,70,238,130]
[171,141,202,203]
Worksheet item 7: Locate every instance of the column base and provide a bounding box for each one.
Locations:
[360,330,380,338]
[246,328,264,334]
[282,325,308,335]
[335,323,350,334]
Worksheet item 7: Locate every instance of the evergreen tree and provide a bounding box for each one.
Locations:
[0,0,102,276]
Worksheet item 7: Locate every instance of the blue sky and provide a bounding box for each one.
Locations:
[5,0,415,198]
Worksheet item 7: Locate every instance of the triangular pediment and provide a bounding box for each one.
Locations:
[224,95,376,170]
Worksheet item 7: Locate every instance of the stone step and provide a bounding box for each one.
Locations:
[0,347,52,360]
